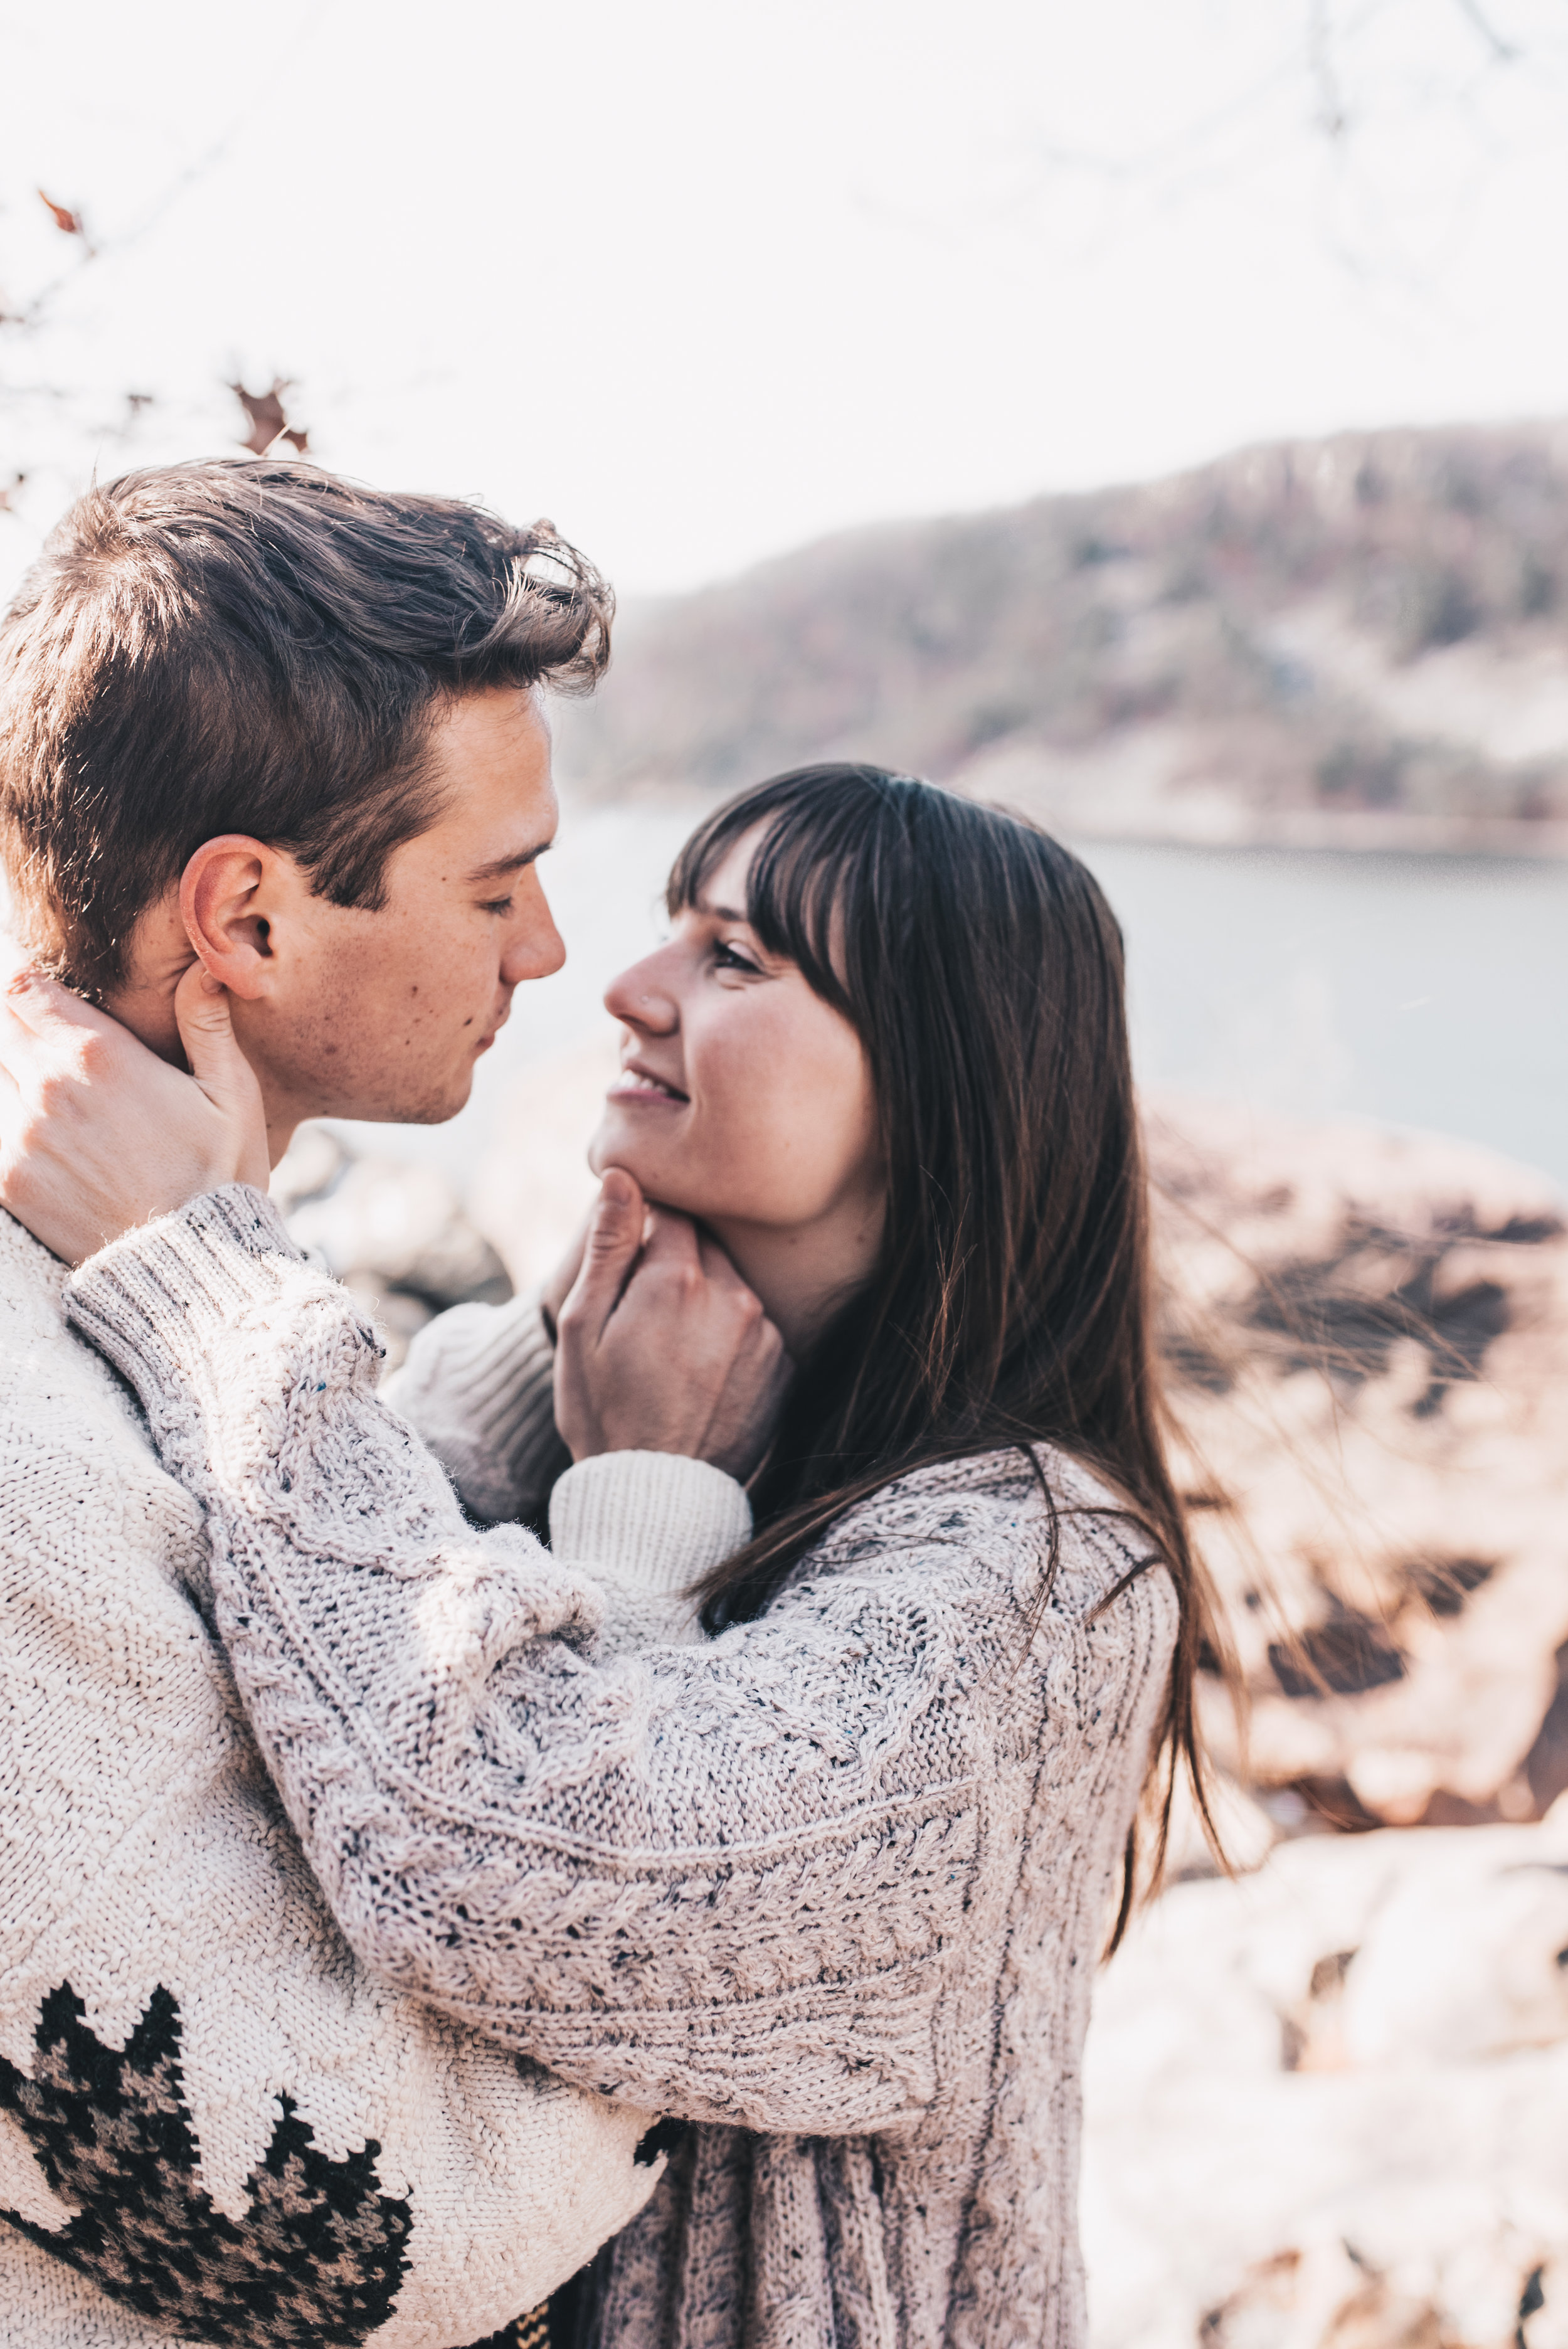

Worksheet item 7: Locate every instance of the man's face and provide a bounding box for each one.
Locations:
[112,687,565,1138]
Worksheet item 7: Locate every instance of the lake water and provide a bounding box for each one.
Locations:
[337,800,1568,1204]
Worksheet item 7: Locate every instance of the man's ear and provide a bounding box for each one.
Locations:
[178,836,282,1002]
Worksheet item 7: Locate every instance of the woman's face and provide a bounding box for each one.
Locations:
[590,830,883,1270]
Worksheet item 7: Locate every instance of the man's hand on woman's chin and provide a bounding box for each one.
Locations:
[554,1169,792,1480]
[0,958,270,1266]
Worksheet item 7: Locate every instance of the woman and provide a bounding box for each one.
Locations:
[6,765,1221,2349]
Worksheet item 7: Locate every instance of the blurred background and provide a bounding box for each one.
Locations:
[11,2,1568,2341]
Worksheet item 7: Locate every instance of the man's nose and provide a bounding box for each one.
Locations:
[501,870,566,984]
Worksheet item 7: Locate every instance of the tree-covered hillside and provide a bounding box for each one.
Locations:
[558,422,1568,847]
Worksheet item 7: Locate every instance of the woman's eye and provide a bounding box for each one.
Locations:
[713,940,761,975]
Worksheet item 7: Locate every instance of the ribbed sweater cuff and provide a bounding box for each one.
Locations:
[66,1185,303,1374]
[549,1453,753,1597]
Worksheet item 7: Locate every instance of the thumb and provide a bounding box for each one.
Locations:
[173,962,269,1182]
[567,1167,647,1338]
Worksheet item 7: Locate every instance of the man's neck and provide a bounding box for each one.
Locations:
[105,970,298,1174]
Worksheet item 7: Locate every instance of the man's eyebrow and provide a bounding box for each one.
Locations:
[464,840,553,885]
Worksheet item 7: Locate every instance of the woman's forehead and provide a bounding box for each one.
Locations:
[682,822,770,917]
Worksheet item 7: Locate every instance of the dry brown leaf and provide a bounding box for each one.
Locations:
[38,191,83,236]
[228,378,307,459]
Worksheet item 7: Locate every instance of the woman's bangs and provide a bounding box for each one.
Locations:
[666,776,874,1015]
[744,817,854,1005]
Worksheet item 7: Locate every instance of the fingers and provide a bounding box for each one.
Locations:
[638,1204,702,1276]
[695,1225,758,1296]
[563,1168,648,1340]
[172,962,270,1189]
[554,1187,793,1468]
[172,961,246,1098]
[0,989,83,1120]
[1,963,122,1043]
[539,1207,595,1334]
[0,994,33,1076]
[0,1004,23,1113]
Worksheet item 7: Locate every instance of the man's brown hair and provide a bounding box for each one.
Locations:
[0,458,613,995]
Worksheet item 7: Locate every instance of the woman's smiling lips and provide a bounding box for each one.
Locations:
[607,1059,689,1106]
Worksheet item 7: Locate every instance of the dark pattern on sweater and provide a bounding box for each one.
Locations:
[0,1982,411,2345]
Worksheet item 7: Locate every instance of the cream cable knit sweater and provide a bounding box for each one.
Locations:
[0,1203,713,2349]
[67,1187,1179,2349]
[383,1288,568,1532]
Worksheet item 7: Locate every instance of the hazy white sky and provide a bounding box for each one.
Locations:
[4,0,1568,600]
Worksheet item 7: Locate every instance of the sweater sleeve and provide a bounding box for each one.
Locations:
[66,1189,1047,2137]
[381,1295,712,1650]
[382,1291,569,1527]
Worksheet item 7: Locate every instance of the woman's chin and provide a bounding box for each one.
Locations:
[589,1114,671,1198]
[588,1116,719,1221]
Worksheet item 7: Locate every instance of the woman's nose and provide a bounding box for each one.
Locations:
[605,947,678,1032]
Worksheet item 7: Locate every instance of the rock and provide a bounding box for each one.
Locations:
[1159,1761,1281,1882]
[1147,1096,1568,1833]
[269,1125,511,1371]
[1084,1808,1568,2349]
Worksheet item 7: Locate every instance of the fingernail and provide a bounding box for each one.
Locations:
[600,1168,634,1209]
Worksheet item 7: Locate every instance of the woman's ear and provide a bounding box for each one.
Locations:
[178,836,277,1001]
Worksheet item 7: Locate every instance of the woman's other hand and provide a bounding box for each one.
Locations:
[556,1169,792,1479]
[539,1209,592,1341]
[0,958,270,1265]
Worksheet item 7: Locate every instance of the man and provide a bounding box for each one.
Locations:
[0,460,776,2347]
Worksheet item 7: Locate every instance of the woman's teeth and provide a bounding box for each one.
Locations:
[615,1071,684,1101]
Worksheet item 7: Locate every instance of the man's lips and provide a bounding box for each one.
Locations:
[607,1061,689,1105]
[475,997,514,1054]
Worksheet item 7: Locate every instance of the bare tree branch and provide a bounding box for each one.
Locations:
[1306,0,1349,142]
[1453,0,1522,64]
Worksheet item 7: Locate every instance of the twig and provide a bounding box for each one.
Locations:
[1307,0,1350,142]
[1453,0,1520,62]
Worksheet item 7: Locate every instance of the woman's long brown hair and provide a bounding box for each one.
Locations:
[674,766,1227,1938]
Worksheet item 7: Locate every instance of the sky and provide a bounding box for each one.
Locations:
[4,0,1568,602]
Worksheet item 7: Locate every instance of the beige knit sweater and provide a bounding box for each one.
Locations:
[0,1203,716,2349]
[67,1186,1179,2349]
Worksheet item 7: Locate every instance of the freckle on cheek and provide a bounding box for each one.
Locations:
[463,1017,473,1028]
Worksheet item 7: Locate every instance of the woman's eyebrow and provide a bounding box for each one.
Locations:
[692,894,749,923]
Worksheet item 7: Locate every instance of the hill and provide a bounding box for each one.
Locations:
[556,420,1568,850]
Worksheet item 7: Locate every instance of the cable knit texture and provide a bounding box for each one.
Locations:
[384,1291,566,1527]
[67,1186,1180,2349]
[0,1202,669,2349]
